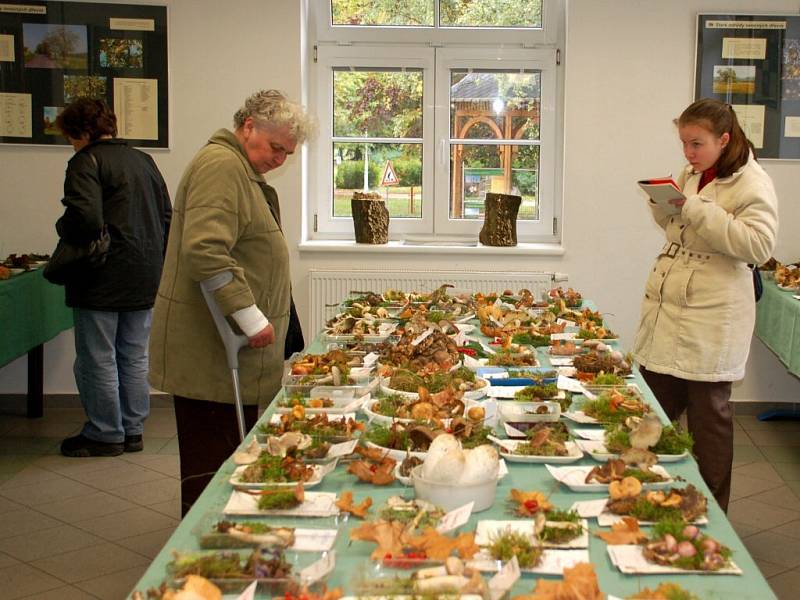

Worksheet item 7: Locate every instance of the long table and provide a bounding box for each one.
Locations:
[755,277,800,379]
[0,268,73,417]
[130,333,777,599]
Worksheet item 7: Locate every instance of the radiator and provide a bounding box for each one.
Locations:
[308,269,566,334]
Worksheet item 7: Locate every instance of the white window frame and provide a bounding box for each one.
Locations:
[306,0,565,244]
[312,45,435,237]
[434,47,558,239]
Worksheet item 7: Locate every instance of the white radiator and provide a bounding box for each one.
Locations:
[308,269,566,334]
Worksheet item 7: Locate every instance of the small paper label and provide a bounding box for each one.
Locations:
[109,17,155,31]
[363,352,379,365]
[327,439,358,458]
[489,555,520,600]
[0,3,45,13]
[235,581,257,600]
[488,435,516,452]
[570,498,608,518]
[411,327,434,346]
[556,318,577,327]
[551,332,577,341]
[299,551,336,584]
[557,374,584,393]
[436,501,474,533]
[549,357,574,366]
[504,423,527,437]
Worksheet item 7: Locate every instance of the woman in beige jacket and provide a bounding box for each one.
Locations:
[633,98,778,511]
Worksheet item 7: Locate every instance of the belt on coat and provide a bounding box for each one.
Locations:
[659,242,718,262]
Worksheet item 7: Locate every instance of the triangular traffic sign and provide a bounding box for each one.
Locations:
[380,160,399,186]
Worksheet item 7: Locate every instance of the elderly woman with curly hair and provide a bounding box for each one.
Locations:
[149,90,314,515]
[55,98,172,458]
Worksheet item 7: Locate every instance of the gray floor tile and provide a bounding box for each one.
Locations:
[749,486,800,512]
[0,563,64,599]
[734,461,786,483]
[35,490,138,523]
[116,526,176,559]
[109,476,178,507]
[32,408,89,424]
[737,415,800,432]
[18,585,98,600]
[0,466,66,489]
[787,480,800,497]
[728,498,800,529]
[4,421,81,438]
[755,558,791,578]
[774,520,800,540]
[733,428,755,447]
[76,564,148,599]
[68,462,168,490]
[31,541,148,584]
[743,530,800,568]
[119,453,179,478]
[157,437,180,455]
[762,446,800,465]
[0,507,62,539]
[733,444,766,466]
[765,567,800,600]
[32,454,128,478]
[0,524,104,562]
[0,475,97,507]
[74,505,178,541]
[731,473,785,500]
[0,495,23,514]
[0,455,37,476]
[772,462,800,481]
[731,519,766,539]
[748,429,800,447]
[0,436,61,455]
[149,497,181,520]
[140,418,177,438]
[137,436,171,453]
[0,550,20,568]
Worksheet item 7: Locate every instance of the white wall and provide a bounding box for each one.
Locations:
[2,0,798,402]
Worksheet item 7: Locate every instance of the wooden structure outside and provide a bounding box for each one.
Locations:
[450,99,540,218]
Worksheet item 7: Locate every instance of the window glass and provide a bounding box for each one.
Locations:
[439,0,542,28]
[331,0,434,27]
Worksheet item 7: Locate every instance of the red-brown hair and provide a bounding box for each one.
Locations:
[676,98,753,178]
[56,98,117,142]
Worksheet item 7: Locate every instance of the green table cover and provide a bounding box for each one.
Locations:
[129,325,777,600]
[0,268,74,367]
[755,277,800,378]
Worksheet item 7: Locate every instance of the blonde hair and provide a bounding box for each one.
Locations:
[233,89,315,143]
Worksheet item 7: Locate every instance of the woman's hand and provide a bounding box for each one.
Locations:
[248,323,275,348]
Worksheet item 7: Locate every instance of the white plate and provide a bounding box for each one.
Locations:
[275,393,369,415]
[468,548,590,575]
[474,519,589,549]
[572,428,605,441]
[229,460,337,490]
[364,441,427,462]
[495,440,583,464]
[223,490,340,517]
[562,410,600,424]
[487,386,565,400]
[497,400,560,423]
[606,545,741,575]
[545,464,674,492]
[394,458,509,486]
[380,378,489,401]
[575,439,689,463]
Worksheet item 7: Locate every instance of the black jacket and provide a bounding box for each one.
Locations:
[56,138,172,310]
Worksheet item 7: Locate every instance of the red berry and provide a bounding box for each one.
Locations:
[524,499,539,512]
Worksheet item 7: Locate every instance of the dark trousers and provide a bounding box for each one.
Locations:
[640,367,734,511]
[173,395,258,517]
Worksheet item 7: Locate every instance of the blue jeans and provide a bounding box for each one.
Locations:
[73,308,152,443]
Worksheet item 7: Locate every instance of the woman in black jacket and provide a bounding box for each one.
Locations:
[54,98,171,457]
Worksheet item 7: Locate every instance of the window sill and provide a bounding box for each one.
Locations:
[298,239,565,256]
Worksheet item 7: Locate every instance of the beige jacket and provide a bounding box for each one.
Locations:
[149,129,290,406]
[632,155,778,381]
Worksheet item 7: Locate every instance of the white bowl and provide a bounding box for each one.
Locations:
[410,465,497,512]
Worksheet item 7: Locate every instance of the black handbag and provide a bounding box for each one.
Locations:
[753,267,764,302]
[43,225,111,285]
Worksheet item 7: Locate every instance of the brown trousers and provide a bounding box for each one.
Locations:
[640,367,734,512]
[173,395,259,517]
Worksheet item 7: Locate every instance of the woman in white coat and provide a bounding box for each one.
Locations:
[633,98,778,511]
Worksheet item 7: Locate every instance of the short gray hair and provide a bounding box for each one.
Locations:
[233,89,315,143]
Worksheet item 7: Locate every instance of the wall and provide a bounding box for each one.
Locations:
[1,0,798,402]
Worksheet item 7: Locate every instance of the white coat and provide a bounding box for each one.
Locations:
[632,155,778,381]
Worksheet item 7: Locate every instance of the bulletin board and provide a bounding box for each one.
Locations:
[695,14,800,160]
[0,0,168,147]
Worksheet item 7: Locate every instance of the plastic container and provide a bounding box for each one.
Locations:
[410,465,497,512]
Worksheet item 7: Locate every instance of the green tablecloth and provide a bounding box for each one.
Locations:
[129,338,777,600]
[755,277,800,378]
[0,268,74,367]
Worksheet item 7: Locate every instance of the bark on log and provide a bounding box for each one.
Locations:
[352,192,389,244]
[479,192,521,247]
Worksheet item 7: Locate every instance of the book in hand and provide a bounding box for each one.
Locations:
[637,176,684,215]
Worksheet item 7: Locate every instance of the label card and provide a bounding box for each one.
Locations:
[436,501,474,533]
[489,555,521,600]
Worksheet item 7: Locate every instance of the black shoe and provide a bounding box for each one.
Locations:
[61,434,124,457]
[124,434,144,453]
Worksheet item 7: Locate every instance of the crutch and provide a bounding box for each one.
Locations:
[200,272,250,442]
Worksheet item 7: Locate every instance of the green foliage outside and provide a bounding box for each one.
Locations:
[331,0,541,28]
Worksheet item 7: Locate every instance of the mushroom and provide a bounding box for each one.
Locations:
[620,447,658,470]
[408,425,438,450]
[629,413,663,450]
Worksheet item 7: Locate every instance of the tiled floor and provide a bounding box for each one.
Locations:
[1,399,800,599]
[0,396,180,599]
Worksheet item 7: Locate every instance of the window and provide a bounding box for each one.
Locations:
[308,1,564,243]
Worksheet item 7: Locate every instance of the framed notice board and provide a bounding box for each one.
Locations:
[696,14,800,160]
[0,0,168,147]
